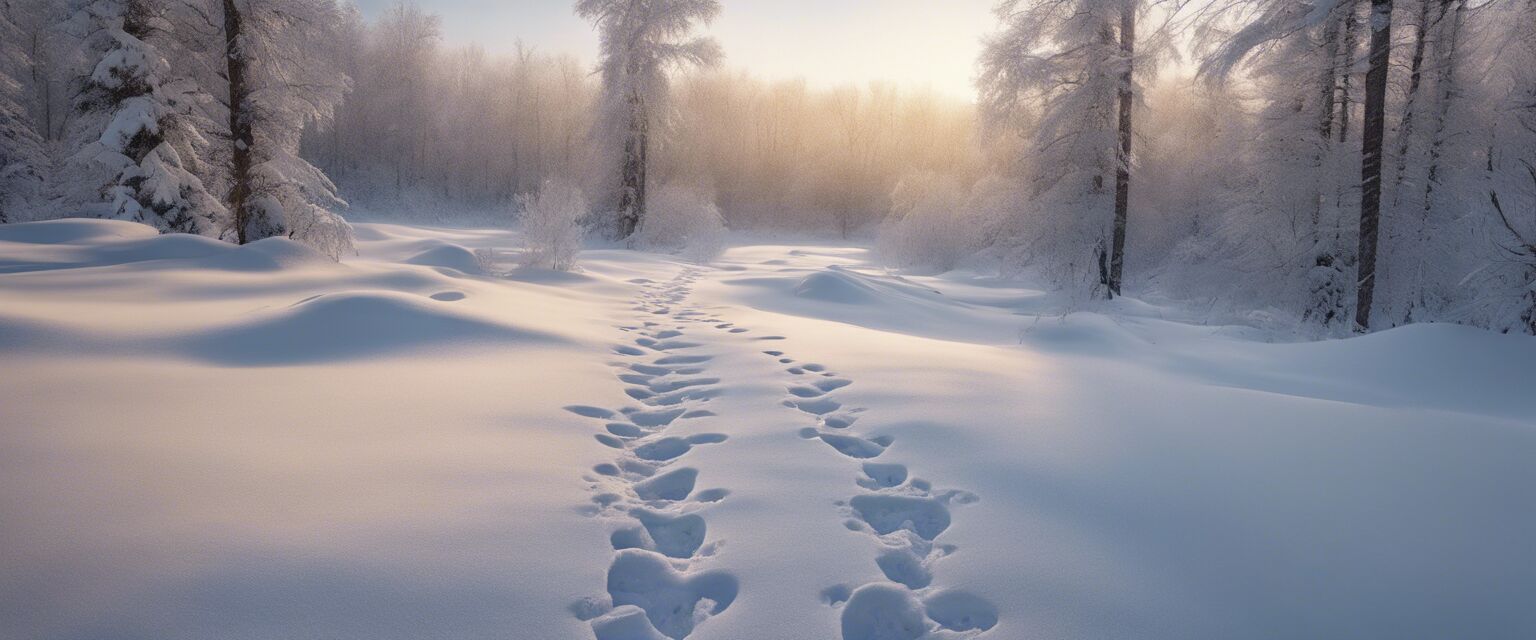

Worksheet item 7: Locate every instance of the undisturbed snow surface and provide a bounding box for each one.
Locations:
[1,219,1533,639]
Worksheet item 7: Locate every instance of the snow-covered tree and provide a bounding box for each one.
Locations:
[181,0,354,257]
[0,0,50,222]
[1194,0,1363,329]
[979,0,1164,299]
[58,0,224,234]
[1481,0,1536,333]
[576,0,722,239]
[1371,0,1485,328]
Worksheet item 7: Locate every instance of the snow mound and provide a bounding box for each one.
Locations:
[0,233,232,273]
[1020,312,1147,356]
[728,266,1023,343]
[790,267,946,305]
[404,242,483,275]
[793,269,884,304]
[0,218,158,245]
[186,237,333,272]
[93,234,233,263]
[0,221,335,273]
[0,313,82,354]
[1178,322,1536,419]
[178,291,556,366]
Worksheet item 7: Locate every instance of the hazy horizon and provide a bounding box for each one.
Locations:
[349,0,995,99]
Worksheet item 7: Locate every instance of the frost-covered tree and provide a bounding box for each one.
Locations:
[576,0,722,239]
[0,0,49,222]
[343,2,439,204]
[1374,0,1477,326]
[181,0,354,257]
[979,0,1162,299]
[1482,0,1536,333]
[58,0,224,234]
[1195,0,1363,329]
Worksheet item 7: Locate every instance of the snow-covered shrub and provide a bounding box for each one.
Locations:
[876,173,985,272]
[473,248,501,274]
[636,184,727,262]
[238,159,355,261]
[517,179,587,271]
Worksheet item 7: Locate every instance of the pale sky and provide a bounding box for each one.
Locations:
[352,0,998,100]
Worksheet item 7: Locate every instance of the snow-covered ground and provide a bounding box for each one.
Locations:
[2,219,1534,640]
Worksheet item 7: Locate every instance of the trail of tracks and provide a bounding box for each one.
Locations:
[568,268,739,640]
[568,264,997,639]
[707,322,998,639]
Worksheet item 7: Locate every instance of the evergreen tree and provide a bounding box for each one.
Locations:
[59,0,224,234]
[182,0,354,257]
[0,0,52,222]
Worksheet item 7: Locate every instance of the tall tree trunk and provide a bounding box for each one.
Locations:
[1421,0,1465,217]
[1355,0,1393,331]
[616,86,647,239]
[1319,16,1340,144]
[222,0,254,245]
[1108,1,1134,298]
[1338,0,1358,144]
[1314,12,1341,247]
[1390,0,1433,208]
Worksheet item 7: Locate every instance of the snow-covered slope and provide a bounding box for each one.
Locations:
[1,220,1532,639]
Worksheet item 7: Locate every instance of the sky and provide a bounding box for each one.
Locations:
[351,0,998,100]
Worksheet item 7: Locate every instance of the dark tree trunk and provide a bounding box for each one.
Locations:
[1355,0,1393,331]
[1312,10,1343,250]
[1391,0,1433,207]
[1338,0,1359,144]
[1421,0,1464,217]
[616,87,648,240]
[1319,15,1340,144]
[222,0,254,244]
[1108,1,1134,298]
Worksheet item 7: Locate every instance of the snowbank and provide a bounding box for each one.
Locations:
[1,220,1531,639]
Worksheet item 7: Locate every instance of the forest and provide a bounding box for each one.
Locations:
[3,2,1536,639]
[3,0,1535,334]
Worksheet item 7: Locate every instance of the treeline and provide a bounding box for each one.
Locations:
[0,0,976,234]
[297,2,979,233]
[951,0,1536,334]
[3,0,1534,335]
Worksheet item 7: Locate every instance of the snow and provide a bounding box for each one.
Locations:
[1,218,1533,639]
[402,241,486,275]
